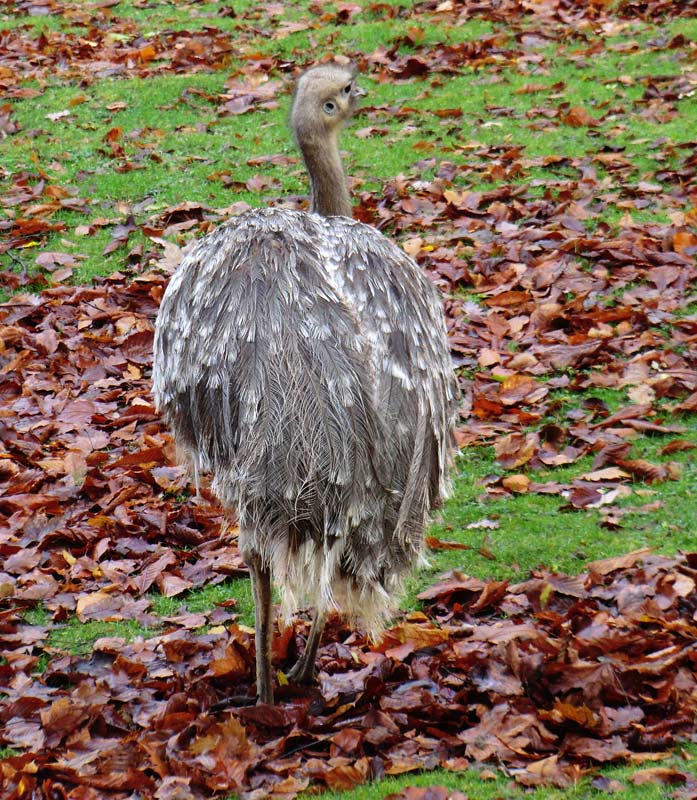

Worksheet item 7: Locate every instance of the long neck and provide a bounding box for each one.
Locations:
[298,133,353,218]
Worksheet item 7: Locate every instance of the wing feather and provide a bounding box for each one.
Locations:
[154,209,380,527]
[321,216,458,517]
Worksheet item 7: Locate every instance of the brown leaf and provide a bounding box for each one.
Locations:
[498,374,548,406]
[385,789,468,800]
[323,758,371,791]
[660,440,696,455]
[379,621,450,656]
[673,229,697,253]
[157,573,194,597]
[591,776,627,793]
[543,700,600,730]
[75,590,123,622]
[35,251,78,271]
[630,768,688,786]
[209,646,248,678]
[614,458,681,483]
[425,535,472,551]
[502,474,531,493]
[110,446,166,468]
[494,432,539,469]
[576,467,630,482]
[587,548,652,575]
[418,573,486,601]
[561,106,602,126]
[102,216,137,255]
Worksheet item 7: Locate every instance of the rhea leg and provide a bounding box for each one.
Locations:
[286,610,326,684]
[248,554,274,704]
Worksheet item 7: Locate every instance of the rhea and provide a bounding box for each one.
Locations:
[153,61,457,704]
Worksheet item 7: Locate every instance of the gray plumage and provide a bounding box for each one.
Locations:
[153,61,457,703]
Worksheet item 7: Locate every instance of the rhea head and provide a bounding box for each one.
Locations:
[290,60,365,218]
[291,61,365,145]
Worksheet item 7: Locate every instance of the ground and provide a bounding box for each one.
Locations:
[0,1,696,798]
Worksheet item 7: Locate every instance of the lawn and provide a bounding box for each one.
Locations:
[1,0,696,797]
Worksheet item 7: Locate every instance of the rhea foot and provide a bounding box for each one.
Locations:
[286,611,326,685]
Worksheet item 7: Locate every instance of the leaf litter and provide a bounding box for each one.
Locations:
[2,548,697,797]
[1,0,697,797]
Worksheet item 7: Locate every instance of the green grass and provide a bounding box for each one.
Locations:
[26,420,696,656]
[150,576,256,623]
[2,9,695,285]
[425,437,696,582]
[21,578,257,659]
[321,743,697,800]
[46,618,160,656]
[22,604,51,626]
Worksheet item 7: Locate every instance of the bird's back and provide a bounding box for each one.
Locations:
[153,207,457,631]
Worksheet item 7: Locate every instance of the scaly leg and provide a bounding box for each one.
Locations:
[286,610,326,685]
[248,553,274,704]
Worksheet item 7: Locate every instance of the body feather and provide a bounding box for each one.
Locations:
[154,206,457,634]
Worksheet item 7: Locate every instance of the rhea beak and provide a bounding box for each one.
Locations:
[352,84,367,98]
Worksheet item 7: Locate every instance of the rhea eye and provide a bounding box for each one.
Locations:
[323,100,337,114]
[343,83,352,95]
